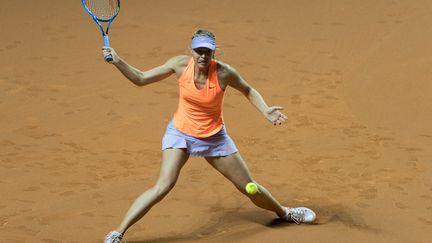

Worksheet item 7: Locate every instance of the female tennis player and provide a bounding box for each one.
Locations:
[102,29,316,243]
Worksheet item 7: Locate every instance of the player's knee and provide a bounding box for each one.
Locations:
[154,180,176,198]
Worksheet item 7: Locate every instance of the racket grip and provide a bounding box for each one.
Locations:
[105,54,113,62]
[103,35,111,47]
[103,35,113,62]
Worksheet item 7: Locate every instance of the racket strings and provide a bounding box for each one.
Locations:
[84,0,119,20]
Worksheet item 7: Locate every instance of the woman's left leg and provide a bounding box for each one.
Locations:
[205,152,286,217]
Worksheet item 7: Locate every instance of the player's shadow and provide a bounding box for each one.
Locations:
[127,203,382,242]
[127,207,315,243]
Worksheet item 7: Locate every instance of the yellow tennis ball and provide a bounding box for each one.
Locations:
[245,182,259,195]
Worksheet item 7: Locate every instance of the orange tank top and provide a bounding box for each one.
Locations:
[172,58,224,138]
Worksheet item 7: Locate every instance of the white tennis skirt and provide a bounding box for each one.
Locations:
[162,120,238,157]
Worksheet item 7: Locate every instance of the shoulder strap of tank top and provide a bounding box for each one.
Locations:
[178,58,194,84]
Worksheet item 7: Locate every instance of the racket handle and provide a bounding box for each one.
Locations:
[103,35,113,62]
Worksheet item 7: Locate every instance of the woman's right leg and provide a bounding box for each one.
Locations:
[115,148,189,235]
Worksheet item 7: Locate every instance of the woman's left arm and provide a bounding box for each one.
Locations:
[223,65,288,125]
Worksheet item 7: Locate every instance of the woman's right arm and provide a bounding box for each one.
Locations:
[102,47,186,86]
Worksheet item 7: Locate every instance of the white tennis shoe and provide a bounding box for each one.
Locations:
[281,206,316,224]
[105,231,125,243]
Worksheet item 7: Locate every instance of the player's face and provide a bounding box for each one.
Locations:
[192,47,214,69]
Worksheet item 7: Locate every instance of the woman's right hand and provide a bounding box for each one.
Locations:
[102,47,119,64]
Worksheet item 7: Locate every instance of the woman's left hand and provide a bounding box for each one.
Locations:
[264,106,288,125]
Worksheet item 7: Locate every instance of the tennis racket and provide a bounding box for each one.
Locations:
[81,0,120,61]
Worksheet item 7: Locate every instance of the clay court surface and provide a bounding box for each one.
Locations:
[1,0,432,242]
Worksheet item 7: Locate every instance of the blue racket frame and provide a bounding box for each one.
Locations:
[81,0,120,61]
